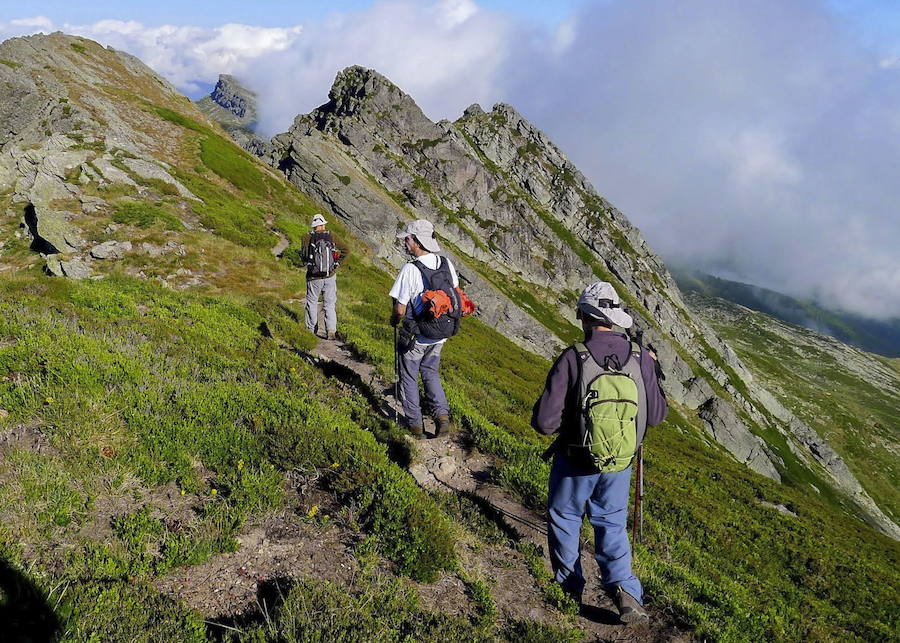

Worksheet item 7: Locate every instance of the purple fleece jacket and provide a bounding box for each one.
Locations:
[531,330,668,437]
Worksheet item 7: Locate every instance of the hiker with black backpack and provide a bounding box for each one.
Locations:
[303,214,348,340]
[531,282,667,625]
[389,219,463,439]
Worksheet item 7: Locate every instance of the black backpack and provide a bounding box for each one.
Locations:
[412,257,461,340]
[307,231,337,277]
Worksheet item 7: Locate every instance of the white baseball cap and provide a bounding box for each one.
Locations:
[311,214,328,227]
[396,219,441,253]
[577,281,633,329]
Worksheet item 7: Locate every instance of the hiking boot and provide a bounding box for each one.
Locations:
[326,331,336,341]
[409,424,424,438]
[612,586,648,625]
[433,414,450,438]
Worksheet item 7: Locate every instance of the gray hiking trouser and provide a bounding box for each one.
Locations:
[398,341,448,427]
[305,275,337,333]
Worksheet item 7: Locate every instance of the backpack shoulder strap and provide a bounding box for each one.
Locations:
[622,342,648,445]
[574,342,602,401]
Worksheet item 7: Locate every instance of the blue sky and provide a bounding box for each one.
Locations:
[0,0,587,29]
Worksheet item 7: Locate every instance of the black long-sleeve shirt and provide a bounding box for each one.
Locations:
[531,330,668,438]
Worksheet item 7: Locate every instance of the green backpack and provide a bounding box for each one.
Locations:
[571,341,647,473]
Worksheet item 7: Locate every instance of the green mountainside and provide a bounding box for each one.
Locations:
[674,269,900,358]
[0,33,896,642]
[681,291,900,528]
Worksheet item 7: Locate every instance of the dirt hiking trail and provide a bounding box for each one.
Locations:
[306,337,693,642]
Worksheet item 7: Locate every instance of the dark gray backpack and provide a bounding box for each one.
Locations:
[308,232,336,277]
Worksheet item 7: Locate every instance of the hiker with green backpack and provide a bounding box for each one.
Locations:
[532,281,667,624]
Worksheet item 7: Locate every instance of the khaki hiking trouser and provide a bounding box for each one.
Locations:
[305,275,337,333]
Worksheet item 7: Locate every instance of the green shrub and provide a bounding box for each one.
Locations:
[228,575,486,642]
[112,200,183,230]
[56,580,206,642]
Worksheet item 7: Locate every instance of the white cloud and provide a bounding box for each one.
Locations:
[0,16,304,93]
[9,16,54,29]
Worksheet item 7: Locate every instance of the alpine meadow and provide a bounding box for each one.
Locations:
[0,31,897,643]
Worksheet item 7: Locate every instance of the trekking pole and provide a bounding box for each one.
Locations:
[393,325,400,422]
[639,444,644,542]
[633,444,643,544]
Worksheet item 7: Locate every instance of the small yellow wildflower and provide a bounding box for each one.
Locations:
[237,459,244,471]
[331,462,340,468]
[45,396,54,404]
[180,489,185,496]
[210,488,217,496]
[306,504,319,518]
[289,367,297,374]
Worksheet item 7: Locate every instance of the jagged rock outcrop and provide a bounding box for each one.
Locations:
[197,74,257,129]
[699,398,781,480]
[196,74,272,157]
[253,65,899,539]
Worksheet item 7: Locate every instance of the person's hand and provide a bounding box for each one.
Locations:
[649,350,657,361]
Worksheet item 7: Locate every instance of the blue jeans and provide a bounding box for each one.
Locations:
[547,452,642,603]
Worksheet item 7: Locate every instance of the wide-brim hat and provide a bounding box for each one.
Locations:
[577,281,633,329]
[397,219,441,253]
[311,214,328,227]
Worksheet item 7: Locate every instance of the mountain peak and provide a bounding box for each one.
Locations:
[196,73,257,129]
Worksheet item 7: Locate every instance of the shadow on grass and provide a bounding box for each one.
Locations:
[0,557,59,643]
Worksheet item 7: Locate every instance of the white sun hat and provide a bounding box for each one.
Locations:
[396,219,441,253]
[577,281,634,329]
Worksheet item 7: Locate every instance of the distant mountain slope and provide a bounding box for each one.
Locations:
[683,290,900,526]
[674,270,900,357]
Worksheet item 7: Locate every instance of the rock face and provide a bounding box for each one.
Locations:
[195,74,271,156]
[197,74,257,129]
[252,65,899,539]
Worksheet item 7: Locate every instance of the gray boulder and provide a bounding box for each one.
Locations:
[90,240,132,260]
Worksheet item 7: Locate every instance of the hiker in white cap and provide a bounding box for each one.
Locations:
[389,219,460,438]
[531,281,667,624]
[302,213,348,340]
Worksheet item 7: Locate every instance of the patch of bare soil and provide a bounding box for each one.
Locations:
[265,213,289,258]
[154,507,358,620]
[0,422,55,460]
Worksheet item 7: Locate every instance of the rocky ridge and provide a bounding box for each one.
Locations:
[244,66,898,538]
[0,33,204,284]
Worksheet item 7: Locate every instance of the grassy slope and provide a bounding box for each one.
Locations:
[1,38,897,641]
[684,292,900,526]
